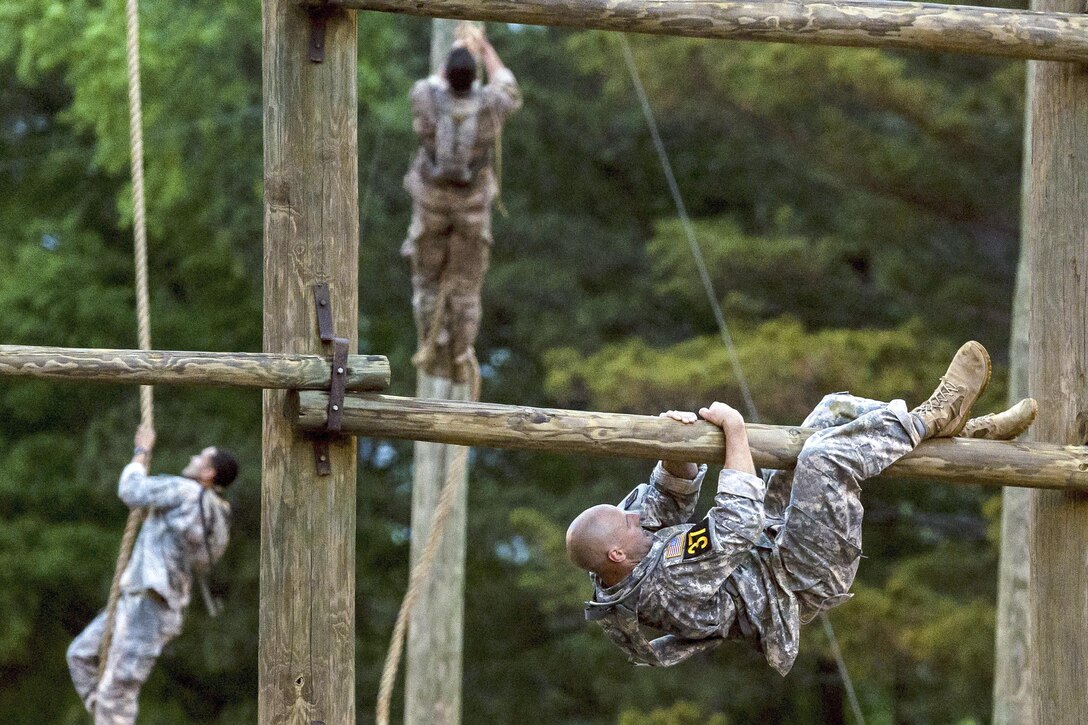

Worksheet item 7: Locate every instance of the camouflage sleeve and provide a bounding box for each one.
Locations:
[594,611,721,666]
[619,462,708,531]
[409,78,435,140]
[644,634,723,666]
[481,67,523,120]
[118,463,195,510]
[706,468,767,552]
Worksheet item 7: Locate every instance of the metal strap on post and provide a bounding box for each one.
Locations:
[307,0,333,63]
[312,283,350,475]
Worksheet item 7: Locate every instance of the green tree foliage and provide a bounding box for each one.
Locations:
[0,6,1020,723]
[619,701,729,725]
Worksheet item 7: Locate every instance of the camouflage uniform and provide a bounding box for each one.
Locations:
[402,67,522,378]
[585,393,921,675]
[67,462,231,723]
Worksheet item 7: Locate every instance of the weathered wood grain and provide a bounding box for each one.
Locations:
[0,345,388,391]
[327,0,1088,64]
[294,392,1088,491]
[1024,3,1088,719]
[405,370,470,725]
[260,0,359,721]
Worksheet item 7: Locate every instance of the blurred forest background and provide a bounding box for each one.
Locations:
[0,0,1025,722]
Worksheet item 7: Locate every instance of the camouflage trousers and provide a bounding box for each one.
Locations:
[67,591,182,724]
[402,198,493,379]
[765,393,922,622]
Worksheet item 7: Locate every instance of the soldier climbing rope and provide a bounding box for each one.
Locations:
[98,0,156,685]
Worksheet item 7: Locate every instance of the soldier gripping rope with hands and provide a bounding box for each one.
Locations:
[67,426,237,723]
[402,22,522,382]
[567,342,1036,673]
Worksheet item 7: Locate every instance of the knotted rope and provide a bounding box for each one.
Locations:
[98,0,154,677]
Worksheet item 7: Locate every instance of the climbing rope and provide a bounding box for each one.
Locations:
[377,353,480,725]
[98,0,154,677]
[383,269,480,723]
[409,282,453,375]
[619,35,865,724]
[379,26,490,719]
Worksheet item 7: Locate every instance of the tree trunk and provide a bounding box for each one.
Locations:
[259,1,359,722]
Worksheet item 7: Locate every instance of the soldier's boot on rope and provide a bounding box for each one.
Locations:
[962,397,1038,440]
[911,341,992,438]
[410,286,447,372]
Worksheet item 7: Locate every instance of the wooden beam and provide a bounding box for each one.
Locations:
[0,345,389,391]
[1024,1,1088,718]
[294,391,1088,492]
[327,0,1088,64]
[260,0,359,721]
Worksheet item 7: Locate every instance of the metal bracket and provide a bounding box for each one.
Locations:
[313,283,334,342]
[326,337,349,433]
[307,4,331,63]
[310,284,350,476]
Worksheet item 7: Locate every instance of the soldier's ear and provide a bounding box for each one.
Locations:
[606,547,625,564]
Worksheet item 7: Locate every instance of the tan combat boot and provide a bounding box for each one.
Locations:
[912,341,992,438]
[961,398,1038,440]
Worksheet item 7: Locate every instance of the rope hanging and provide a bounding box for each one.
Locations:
[98,0,155,677]
[375,433,473,725]
[619,35,864,723]
[379,287,480,725]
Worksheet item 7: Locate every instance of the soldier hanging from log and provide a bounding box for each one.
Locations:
[66,427,238,723]
[402,22,522,382]
[567,342,1037,672]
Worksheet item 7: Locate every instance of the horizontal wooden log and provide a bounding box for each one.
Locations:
[325,0,1088,64]
[295,391,1088,491]
[0,345,389,391]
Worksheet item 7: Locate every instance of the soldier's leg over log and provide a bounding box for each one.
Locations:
[763,393,888,518]
[93,592,181,725]
[774,396,921,622]
[446,203,493,382]
[404,202,454,370]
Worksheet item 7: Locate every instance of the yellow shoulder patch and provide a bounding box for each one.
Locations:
[683,517,713,560]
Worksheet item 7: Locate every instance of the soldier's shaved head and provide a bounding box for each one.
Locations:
[566,505,627,573]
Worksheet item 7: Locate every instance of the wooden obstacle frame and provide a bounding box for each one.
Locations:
[2,0,1086,720]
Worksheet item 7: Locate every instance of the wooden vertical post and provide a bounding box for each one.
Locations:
[259,0,359,722]
[404,20,471,725]
[405,372,470,725]
[992,67,1034,724]
[992,68,1034,725]
[1025,2,1088,720]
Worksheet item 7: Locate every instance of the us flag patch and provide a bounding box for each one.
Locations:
[664,535,684,560]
